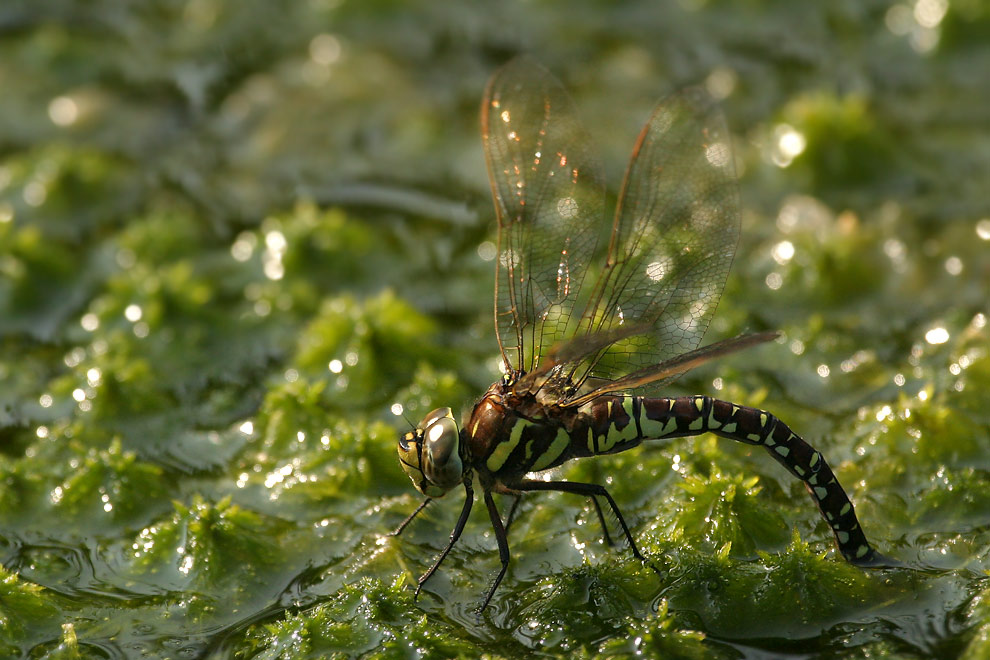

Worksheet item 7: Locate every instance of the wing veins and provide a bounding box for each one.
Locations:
[563,331,779,407]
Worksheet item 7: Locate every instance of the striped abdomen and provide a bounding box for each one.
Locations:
[573,394,877,565]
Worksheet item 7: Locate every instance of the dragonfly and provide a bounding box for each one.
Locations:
[394,56,883,612]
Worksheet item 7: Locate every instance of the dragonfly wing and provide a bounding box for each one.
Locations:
[482,56,606,375]
[564,331,778,407]
[573,86,741,393]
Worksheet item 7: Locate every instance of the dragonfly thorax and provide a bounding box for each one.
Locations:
[397,407,463,497]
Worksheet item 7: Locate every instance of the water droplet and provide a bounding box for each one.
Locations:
[772,241,795,264]
[924,327,949,345]
[48,96,79,126]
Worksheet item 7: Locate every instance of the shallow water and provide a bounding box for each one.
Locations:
[1,2,989,658]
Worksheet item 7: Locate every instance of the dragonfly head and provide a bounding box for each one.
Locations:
[397,407,463,497]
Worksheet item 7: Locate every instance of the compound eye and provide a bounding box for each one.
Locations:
[397,430,423,473]
[422,413,462,489]
[420,407,452,429]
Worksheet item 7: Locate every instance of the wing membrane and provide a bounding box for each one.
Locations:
[572,86,741,393]
[482,57,605,374]
[563,331,778,407]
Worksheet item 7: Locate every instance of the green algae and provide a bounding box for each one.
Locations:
[0,1,988,658]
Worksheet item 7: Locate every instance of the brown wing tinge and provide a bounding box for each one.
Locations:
[562,331,778,407]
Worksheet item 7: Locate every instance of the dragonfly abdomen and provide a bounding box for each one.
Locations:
[578,394,877,564]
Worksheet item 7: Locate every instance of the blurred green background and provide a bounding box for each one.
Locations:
[1,1,989,658]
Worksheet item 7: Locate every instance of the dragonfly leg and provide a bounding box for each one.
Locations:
[501,491,609,547]
[515,479,641,559]
[479,490,510,612]
[391,497,433,536]
[503,494,523,537]
[500,491,605,544]
[415,482,473,601]
[588,495,615,547]
[505,494,615,547]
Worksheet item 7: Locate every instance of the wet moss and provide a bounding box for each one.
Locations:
[1,1,989,657]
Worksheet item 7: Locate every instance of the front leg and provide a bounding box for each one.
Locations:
[479,490,510,612]
[391,497,432,536]
[415,481,473,600]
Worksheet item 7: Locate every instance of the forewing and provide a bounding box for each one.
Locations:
[482,57,605,374]
[574,86,740,393]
